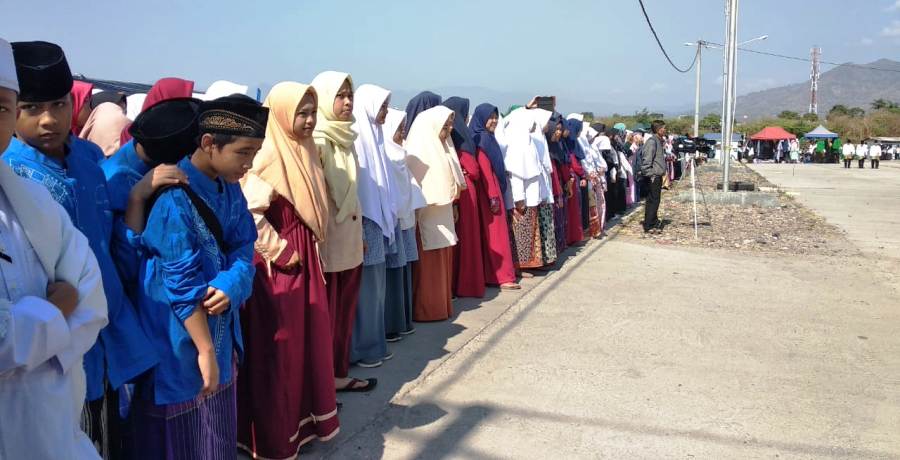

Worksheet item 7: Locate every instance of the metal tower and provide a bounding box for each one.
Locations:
[809,47,821,114]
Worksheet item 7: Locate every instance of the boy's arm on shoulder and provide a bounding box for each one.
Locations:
[144,189,209,323]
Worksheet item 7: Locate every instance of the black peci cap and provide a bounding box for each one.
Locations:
[11,41,73,103]
[129,97,201,165]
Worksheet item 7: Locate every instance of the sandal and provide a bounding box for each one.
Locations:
[336,378,378,393]
[500,282,521,290]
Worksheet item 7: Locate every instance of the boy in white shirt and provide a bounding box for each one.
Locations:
[0,37,107,460]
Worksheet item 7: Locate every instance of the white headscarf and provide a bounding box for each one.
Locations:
[125,93,146,121]
[501,108,543,182]
[202,80,250,100]
[529,109,555,203]
[352,84,397,241]
[383,108,426,229]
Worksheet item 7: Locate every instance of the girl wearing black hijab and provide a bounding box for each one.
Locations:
[545,114,568,254]
[441,97,486,298]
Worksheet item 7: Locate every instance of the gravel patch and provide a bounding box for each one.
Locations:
[618,162,856,256]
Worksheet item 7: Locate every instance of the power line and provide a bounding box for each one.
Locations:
[703,42,900,74]
[637,0,699,73]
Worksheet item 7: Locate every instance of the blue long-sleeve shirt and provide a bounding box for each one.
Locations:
[100,140,151,299]
[3,137,158,401]
[138,157,256,405]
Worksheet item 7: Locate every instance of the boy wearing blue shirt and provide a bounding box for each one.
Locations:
[130,95,267,459]
[101,98,198,298]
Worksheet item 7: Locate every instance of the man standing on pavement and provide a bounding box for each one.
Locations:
[640,119,666,233]
[855,142,868,169]
[841,140,855,169]
[869,142,881,169]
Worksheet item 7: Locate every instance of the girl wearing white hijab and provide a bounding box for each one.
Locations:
[349,84,394,367]
[574,122,602,238]
[405,106,465,322]
[503,108,556,269]
[382,108,425,338]
[530,109,560,266]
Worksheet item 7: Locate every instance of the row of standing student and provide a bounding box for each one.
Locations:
[0,38,644,460]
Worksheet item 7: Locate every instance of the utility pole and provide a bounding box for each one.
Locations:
[722,0,739,190]
[692,41,704,137]
[809,46,821,115]
[719,0,730,156]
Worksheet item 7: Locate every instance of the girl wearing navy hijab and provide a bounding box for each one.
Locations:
[469,103,520,290]
[563,118,587,245]
[441,97,486,298]
[545,115,569,254]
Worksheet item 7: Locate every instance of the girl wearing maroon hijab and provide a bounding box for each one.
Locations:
[70,80,93,134]
[121,77,194,143]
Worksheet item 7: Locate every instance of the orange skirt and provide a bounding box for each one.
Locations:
[413,231,454,322]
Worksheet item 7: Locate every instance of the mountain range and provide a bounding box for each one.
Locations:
[699,58,900,119]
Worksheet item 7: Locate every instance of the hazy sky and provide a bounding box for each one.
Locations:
[4,0,900,113]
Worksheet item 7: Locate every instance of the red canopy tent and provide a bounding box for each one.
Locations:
[750,126,797,141]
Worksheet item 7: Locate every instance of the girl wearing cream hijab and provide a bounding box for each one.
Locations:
[238,82,342,458]
[405,105,465,322]
[311,71,367,390]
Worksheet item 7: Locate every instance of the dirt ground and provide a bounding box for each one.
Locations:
[619,162,856,257]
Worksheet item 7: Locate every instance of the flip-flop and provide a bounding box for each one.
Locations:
[336,378,378,393]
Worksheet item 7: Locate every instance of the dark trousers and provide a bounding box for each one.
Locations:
[843,159,851,168]
[643,175,663,231]
[872,158,880,169]
[858,159,865,169]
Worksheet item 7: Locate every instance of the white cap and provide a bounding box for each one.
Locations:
[0,38,18,93]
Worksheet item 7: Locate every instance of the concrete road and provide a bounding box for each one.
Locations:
[749,162,900,260]
[327,241,900,459]
[310,164,900,459]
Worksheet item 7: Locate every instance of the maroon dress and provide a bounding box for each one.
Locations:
[452,150,486,298]
[237,196,340,459]
[475,148,516,285]
[565,153,585,245]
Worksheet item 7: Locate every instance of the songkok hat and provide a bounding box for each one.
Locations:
[11,41,72,102]
[199,94,268,139]
[0,38,17,93]
[128,97,201,165]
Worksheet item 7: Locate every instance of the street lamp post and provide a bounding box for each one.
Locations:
[722,0,739,191]
[691,42,703,137]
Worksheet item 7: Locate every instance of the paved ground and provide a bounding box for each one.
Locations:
[304,162,900,459]
[749,162,900,260]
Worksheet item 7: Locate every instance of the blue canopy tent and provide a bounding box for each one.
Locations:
[804,125,839,139]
